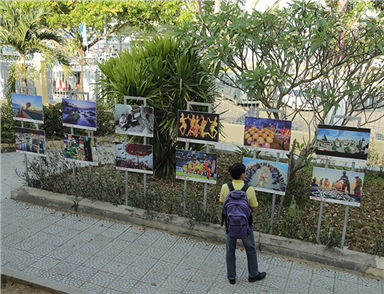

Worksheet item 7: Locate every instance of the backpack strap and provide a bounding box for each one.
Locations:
[241,184,249,193]
[227,181,234,191]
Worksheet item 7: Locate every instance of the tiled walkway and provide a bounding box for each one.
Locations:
[1,152,383,294]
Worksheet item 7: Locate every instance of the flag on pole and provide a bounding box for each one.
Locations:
[79,22,87,45]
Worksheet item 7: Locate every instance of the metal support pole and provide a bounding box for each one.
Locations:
[71,127,75,182]
[269,152,280,234]
[203,144,210,214]
[125,134,128,205]
[341,161,354,249]
[316,159,329,243]
[21,121,30,185]
[88,130,92,177]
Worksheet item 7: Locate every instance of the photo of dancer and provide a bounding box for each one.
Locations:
[175,149,218,184]
[64,133,98,165]
[115,142,153,174]
[177,110,219,144]
[310,167,364,207]
[15,127,46,156]
[12,93,43,123]
[244,117,291,153]
[115,104,154,137]
[242,157,288,195]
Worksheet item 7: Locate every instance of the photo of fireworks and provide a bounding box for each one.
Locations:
[244,117,291,153]
[64,133,98,165]
[12,93,44,124]
[316,124,371,161]
[310,167,364,207]
[15,127,46,156]
[177,110,219,144]
[243,157,288,195]
[175,149,218,184]
[115,142,153,174]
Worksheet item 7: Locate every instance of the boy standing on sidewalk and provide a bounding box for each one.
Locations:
[220,163,266,285]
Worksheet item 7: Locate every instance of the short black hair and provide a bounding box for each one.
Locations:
[228,163,245,179]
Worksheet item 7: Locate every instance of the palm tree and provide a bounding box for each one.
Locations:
[0,1,70,97]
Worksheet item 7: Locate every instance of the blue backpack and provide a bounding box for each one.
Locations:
[221,181,253,239]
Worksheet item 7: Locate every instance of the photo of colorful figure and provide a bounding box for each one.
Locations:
[243,157,288,195]
[12,93,44,123]
[316,124,370,161]
[115,104,154,137]
[15,127,46,156]
[62,98,97,130]
[244,117,292,153]
[64,133,98,165]
[177,110,219,144]
[115,142,153,174]
[175,149,218,184]
[310,167,364,207]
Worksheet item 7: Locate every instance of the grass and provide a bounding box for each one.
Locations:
[16,143,384,257]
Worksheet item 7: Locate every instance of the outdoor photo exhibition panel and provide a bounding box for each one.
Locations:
[316,124,371,162]
[176,149,218,184]
[177,110,219,144]
[310,167,364,207]
[62,98,97,131]
[15,127,46,157]
[115,142,154,175]
[244,116,291,155]
[115,104,154,138]
[64,133,99,166]
[12,93,44,124]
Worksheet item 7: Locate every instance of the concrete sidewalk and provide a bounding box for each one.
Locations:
[1,152,383,294]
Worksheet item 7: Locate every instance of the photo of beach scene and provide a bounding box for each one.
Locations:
[310,167,364,207]
[115,104,154,137]
[12,93,43,123]
[115,142,153,174]
[316,124,371,161]
[15,127,46,156]
[62,98,97,130]
[244,117,291,153]
[64,133,98,165]
[243,157,288,195]
[175,149,218,184]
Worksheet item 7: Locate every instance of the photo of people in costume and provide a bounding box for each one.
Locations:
[62,98,97,130]
[15,127,46,156]
[243,117,291,153]
[310,167,364,207]
[115,142,153,174]
[242,157,288,195]
[316,124,370,161]
[115,104,154,137]
[177,110,219,144]
[175,149,218,184]
[12,93,44,123]
[64,133,98,165]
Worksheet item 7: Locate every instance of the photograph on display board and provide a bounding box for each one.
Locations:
[316,124,370,161]
[115,142,153,174]
[244,117,291,152]
[12,93,43,123]
[177,110,219,144]
[115,104,154,137]
[15,127,46,156]
[175,149,218,184]
[62,98,97,130]
[310,167,364,207]
[64,133,99,165]
[243,157,288,195]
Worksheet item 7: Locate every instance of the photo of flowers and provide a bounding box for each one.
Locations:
[64,133,98,165]
[244,117,292,153]
[177,110,219,144]
[115,142,153,174]
[310,167,364,207]
[175,149,218,184]
[12,93,43,124]
[15,127,46,156]
[62,98,97,131]
[115,104,154,137]
[243,157,288,195]
[316,124,370,161]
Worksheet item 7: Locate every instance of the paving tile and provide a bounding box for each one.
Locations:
[101,260,130,276]
[310,276,335,289]
[209,280,237,293]
[30,256,61,271]
[80,282,105,294]
[61,276,85,288]
[288,269,312,284]
[108,276,137,293]
[69,265,99,282]
[334,280,359,293]
[50,261,79,276]
[260,273,287,291]
[88,271,118,287]
[183,279,212,294]
[335,271,359,283]
[266,263,292,278]
[285,280,310,293]
[172,263,198,280]
[125,281,159,294]
[139,271,169,287]
[161,276,189,292]
[150,260,178,276]
[308,284,334,294]
[190,269,218,286]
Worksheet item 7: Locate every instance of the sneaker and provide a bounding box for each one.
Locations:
[249,272,266,282]
[229,279,235,285]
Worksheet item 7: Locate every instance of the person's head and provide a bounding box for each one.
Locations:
[228,163,246,180]
[121,114,126,118]
[130,110,134,114]
[343,171,346,175]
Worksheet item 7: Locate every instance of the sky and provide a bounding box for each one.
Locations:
[63,98,96,109]
[12,93,43,110]
[244,0,327,11]
[317,128,371,142]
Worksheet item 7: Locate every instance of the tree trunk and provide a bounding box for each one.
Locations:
[249,0,260,14]
[214,0,221,13]
[195,0,202,17]
[22,78,28,94]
